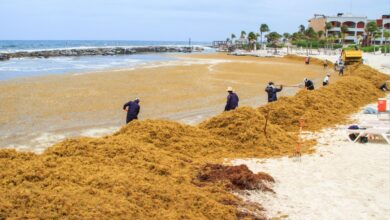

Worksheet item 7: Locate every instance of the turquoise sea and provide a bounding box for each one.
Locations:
[0,40,211,80]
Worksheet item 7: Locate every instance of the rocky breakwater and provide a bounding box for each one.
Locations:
[0,46,204,61]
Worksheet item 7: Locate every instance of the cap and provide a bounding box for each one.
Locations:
[226,86,233,92]
[268,81,274,85]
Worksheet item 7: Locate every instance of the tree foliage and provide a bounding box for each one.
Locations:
[266,32,282,46]
[240,31,246,39]
[298,24,305,33]
[259,23,270,44]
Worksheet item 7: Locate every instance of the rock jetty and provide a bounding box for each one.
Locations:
[0,46,204,61]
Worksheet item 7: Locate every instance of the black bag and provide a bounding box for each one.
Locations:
[349,134,357,141]
[359,136,368,144]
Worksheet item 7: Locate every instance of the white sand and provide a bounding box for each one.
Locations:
[231,108,390,220]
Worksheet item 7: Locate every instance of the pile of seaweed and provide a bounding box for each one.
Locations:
[0,63,388,219]
[0,139,242,219]
[0,116,297,219]
[284,54,334,67]
[197,164,275,192]
[258,66,388,132]
[198,107,313,157]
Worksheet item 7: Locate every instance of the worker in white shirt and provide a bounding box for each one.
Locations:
[323,74,330,86]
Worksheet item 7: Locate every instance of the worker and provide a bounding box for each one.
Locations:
[323,74,330,86]
[305,56,310,65]
[304,78,315,90]
[265,82,283,102]
[123,98,140,123]
[339,65,345,76]
[224,87,239,111]
[323,60,328,69]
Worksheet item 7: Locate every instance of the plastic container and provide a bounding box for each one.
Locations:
[387,95,390,111]
[378,98,387,112]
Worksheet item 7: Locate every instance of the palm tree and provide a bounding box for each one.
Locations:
[357,35,363,47]
[325,22,333,38]
[384,30,390,55]
[304,27,318,40]
[327,33,336,49]
[231,33,236,43]
[365,21,379,46]
[317,30,324,39]
[384,30,390,44]
[324,22,333,50]
[298,24,305,34]
[373,31,382,46]
[283,32,291,43]
[240,31,246,39]
[266,32,282,53]
[247,32,258,50]
[340,25,349,44]
[259,24,270,46]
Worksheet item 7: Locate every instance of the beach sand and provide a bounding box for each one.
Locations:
[0,53,330,152]
[231,106,390,219]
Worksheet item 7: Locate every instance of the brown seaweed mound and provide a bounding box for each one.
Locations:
[197,164,275,192]
[347,63,390,87]
[199,107,312,157]
[284,54,334,67]
[115,119,233,161]
[259,74,387,132]
[0,139,240,219]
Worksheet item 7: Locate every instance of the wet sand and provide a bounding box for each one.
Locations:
[0,53,333,152]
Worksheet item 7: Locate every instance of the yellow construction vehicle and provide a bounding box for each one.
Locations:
[341,49,362,64]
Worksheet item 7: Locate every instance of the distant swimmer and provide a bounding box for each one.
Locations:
[123,98,140,123]
[265,82,283,102]
[304,78,314,90]
[224,87,239,111]
[323,74,330,86]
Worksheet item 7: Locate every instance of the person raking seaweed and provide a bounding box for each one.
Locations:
[265,82,283,102]
[123,97,140,123]
[323,74,330,86]
[224,87,239,111]
[304,78,315,90]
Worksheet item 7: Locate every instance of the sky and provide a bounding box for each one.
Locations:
[0,0,389,41]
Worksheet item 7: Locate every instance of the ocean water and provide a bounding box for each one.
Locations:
[0,40,209,53]
[0,40,211,80]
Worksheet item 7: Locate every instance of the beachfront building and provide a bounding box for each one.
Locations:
[309,13,367,44]
[372,15,390,45]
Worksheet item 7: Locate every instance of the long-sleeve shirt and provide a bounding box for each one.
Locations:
[265,85,282,102]
[123,101,140,123]
[224,92,239,111]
